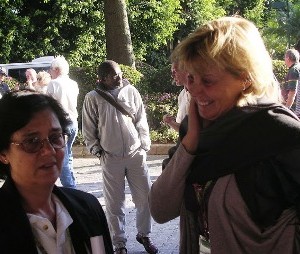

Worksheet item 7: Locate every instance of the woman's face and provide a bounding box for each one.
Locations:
[186,64,243,120]
[1,109,65,188]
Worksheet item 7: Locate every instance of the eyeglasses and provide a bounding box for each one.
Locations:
[11,133,66,153]
[111,72,122,80]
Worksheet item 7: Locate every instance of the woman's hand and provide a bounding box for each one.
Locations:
[181,98,202,154]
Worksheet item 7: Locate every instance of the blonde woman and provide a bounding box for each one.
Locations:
[35,71,51,93]
[149,16,300,254]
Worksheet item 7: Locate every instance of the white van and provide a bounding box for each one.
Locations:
[0,56,54,83]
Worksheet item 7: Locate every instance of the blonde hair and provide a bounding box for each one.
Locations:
[35,71,51,93]
[172,16,281,106]
[36,71,51,85]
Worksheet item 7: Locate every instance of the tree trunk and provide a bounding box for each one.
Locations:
[104,0,135,68]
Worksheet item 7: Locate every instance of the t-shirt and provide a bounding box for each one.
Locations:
[176,88,191,123]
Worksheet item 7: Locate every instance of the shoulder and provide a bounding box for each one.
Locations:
[289,65,300,76]
[121,82,141,97]
[54,187,102,210]
[85,90,100,101]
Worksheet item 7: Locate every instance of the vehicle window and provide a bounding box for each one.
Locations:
[8,67,50,83]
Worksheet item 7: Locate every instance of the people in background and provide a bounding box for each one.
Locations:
[35,71,51,94]
[82,60,158,254]
[281,49,300,110]
[163,61,190,132]
[47,56,79,189]
[0,91,113,253]
[0,67,10,98]
[25,68,37,90]
[149,16,300,254]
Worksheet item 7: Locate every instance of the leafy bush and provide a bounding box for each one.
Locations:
[150,127,178,144]
[272,59,287,84]
[4,76,19,90]
[136,63,180,94]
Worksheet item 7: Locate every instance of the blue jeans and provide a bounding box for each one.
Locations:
[60,122,78,188]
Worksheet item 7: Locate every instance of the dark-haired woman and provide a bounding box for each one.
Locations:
[0,91,113,253]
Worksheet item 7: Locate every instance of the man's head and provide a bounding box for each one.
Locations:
[49,56,69,79]
[25,68,37,82]
[171,62,187,86]
[284,49,300,68]
[98,60,123,90]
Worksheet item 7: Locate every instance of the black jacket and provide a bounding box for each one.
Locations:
[0,177,113,253]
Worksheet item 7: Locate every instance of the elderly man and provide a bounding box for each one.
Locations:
[281,49,300,110]
[47,56,79,188]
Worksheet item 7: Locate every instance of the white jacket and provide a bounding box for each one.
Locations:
[82,81,151,157]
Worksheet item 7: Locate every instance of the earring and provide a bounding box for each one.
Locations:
[1,158,8,164]
[242,78,252,92]
[243,83,246,91]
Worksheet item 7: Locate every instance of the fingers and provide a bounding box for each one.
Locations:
[181,99,201,154]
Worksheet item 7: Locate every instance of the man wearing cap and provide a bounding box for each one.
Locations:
[0,67,10,98]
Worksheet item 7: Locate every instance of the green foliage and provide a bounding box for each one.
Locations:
[69,66,97,129]
[3,76,19,90]
[127,0,184,60]
[0,0,106,66]
[143,92,179,143]
[244,0,266,27]
[120,64,142,85]
[143,92,179,130]
[136,64,181,94]
[272,59,287,83]
[262,0,300,58]
[150,127,178,144]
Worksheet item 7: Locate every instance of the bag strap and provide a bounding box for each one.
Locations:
[94,88,135,121]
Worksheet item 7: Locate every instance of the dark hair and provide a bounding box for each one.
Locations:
[97,60,119,80]
[0,90,72,176]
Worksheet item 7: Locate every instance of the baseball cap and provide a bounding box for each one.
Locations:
[0,67,7,76]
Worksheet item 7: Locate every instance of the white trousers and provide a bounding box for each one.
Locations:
[102,148,152,248]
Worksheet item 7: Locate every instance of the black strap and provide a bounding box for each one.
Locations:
[94,88,135,120]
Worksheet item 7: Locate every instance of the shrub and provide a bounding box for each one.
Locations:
[4,76,19,90]
[136,63,180,94]
[272,59,287,84]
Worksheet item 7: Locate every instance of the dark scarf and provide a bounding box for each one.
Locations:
[183,101,300,211]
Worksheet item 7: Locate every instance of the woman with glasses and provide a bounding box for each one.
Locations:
[0,90,113,253]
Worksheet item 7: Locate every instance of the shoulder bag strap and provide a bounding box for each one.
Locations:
[94,88,135,121]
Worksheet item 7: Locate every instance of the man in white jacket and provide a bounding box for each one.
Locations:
[47,56,79,188]
[82,60,158,254]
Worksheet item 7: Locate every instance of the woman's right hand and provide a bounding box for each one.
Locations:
[181,98,202,154]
